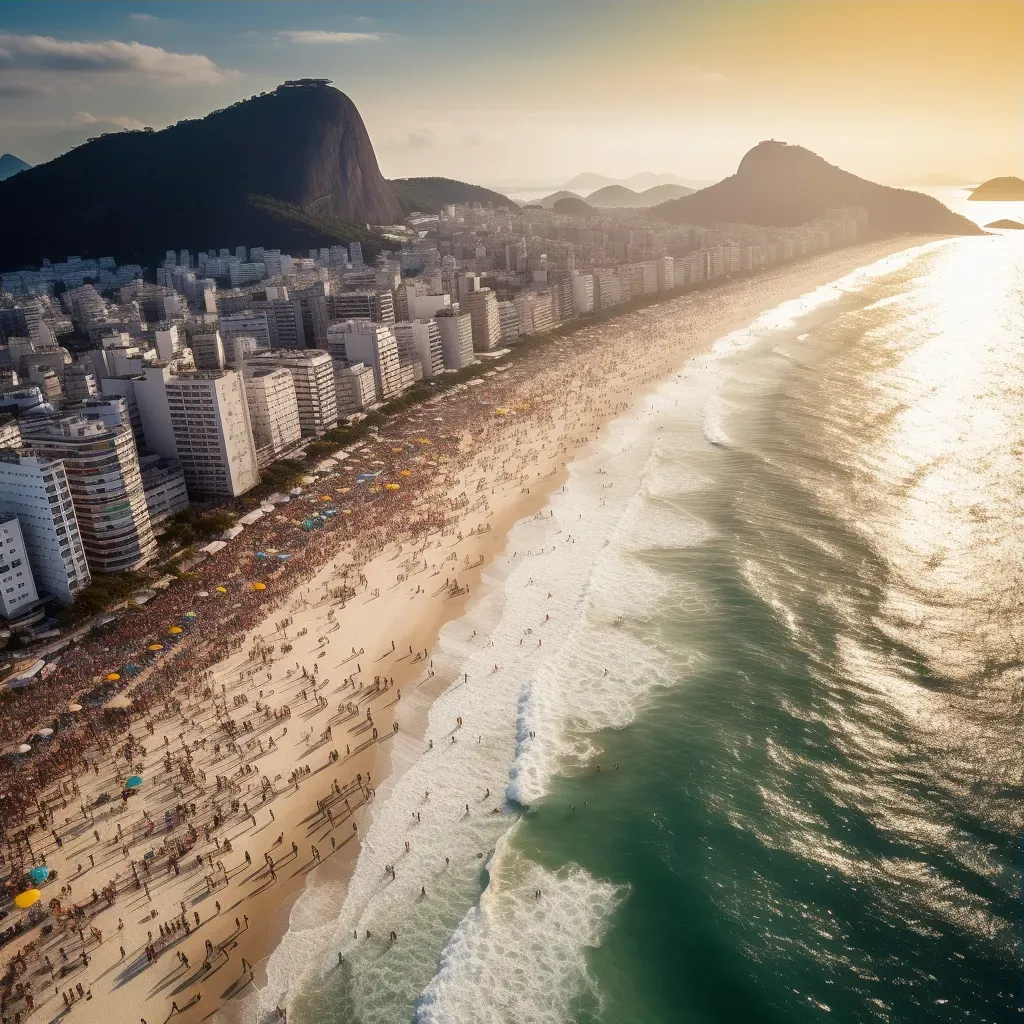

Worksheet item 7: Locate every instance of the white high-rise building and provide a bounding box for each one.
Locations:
[243,366,302,460]
[656,256,675,291]
[334,363,377,415]
[243,350,337,437]
[571,273,595,315]
[0,518,39,620]
[0,452,91,603]
[327,321,405,400]
[435,311,475,370]
[462,288,501,352]
[393,320,444,380]
[135,366,260,498]
[20,413,157,574]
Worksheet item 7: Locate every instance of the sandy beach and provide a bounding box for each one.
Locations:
[0,235,942,1024]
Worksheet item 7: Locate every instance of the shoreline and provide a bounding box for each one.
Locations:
[0,235,945,1024]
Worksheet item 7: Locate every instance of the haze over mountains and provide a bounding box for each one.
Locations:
[0,86,982,273]
[654,142,981,235]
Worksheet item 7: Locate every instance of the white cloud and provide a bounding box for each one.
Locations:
[406,127,437,148]
[127,12,159,24]
[0,32,233,84]
[275,30,382,45]
[14,110,147,131]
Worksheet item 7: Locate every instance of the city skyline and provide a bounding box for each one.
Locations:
[0,0,1021,186]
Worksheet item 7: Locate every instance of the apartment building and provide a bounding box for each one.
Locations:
[135,366,260,498]
[0,518,39,620]
[327,321,405,400]
[461,288,501,352]
[243,366,302,460]
[334,362,378,415]
[20,413,157,573]
[0,452,91,603]
[435,311,475,370]
[244,350,337,437]
[393,320,444,379]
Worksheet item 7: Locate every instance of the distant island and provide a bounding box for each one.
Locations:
[969,176,1024,201]
[985,219,1024,229]
[0,153,31,181]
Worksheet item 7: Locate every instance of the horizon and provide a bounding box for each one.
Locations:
[0,0,1020,187]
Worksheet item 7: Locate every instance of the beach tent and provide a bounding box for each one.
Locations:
[28,866,48,884]
[36,728,53,738]
[196,591,209,598]
[68,704,82,712]
[16,744,31,754]
[14,890,40,909]
[125,775,142,789]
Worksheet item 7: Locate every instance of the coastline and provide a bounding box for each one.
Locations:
[5,235,946,1024]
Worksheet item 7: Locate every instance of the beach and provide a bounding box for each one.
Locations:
[0,235,942,1024]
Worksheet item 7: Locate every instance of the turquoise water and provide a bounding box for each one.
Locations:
[265,233,1024,1024]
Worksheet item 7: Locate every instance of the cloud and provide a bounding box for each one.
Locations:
[0,79,52,97]
[275,30,382,45]
[0,32,233,84]
[14,110,147,131]
[406,128,437,148]
[127,12,159,24]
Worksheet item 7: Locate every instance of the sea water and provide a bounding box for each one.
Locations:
[256,232,1024,1024]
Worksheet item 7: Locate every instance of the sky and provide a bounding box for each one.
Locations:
[0,0,1021,188]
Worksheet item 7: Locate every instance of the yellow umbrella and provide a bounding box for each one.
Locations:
[167,626,183,635]
[384,483,401,491]
[215,586,228,593]
[147,644,163,651]
[106,672,120,681]
[342,510,352,515]
[14,889,40,909]
[399,470,412,477]
[320,495,332,501]
[391,447,403,453]
[251,582,266,591]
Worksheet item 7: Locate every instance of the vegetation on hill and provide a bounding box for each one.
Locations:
[389,177,516,215]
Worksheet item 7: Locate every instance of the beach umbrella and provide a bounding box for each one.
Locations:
[215,586,227,594]
[14,889,40,909]
[106,672,120,681]
[16,744,31,754]
[391,447,403,453]
[36,728,53,738]
[68,704,82,713]
[320,495,332,501]
[125,775,143,790]
[184,611,197,619]
[28,866,48,885]
[197,591,209,598]
[400,470,412,477]
[251,582,266,592]
[385,483,401,491]
[167,626,182,635]
[147,644,163,652]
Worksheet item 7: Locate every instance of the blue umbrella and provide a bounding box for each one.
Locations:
[28,866,48,884]
[125,775,143,790]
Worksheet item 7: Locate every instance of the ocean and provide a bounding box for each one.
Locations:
[260,228,1024,1024]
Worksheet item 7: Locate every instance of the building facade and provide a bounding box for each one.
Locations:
[0,518,39,620]
[244,350,337,437]
[0,452,91,603]
[243,366,303,460]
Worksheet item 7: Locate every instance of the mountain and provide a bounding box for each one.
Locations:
[985,219,1024,229]
[969,176,1024,201]
[587,183,695,208]
[537,190,585,209]
[552,196,593,216]
[564,171,705,194]
[0,154,30,181]
[654,141,982,235]
[389,177,515,215]
[0,80,403,270]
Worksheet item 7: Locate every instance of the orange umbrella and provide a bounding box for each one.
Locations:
[148,644,163,651]
[167,626,182,635]
[14,889,40,909]
[251,582,266,592]
[106,672,120,681]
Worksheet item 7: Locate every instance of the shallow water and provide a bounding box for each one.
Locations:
[268,232,1024,1024]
